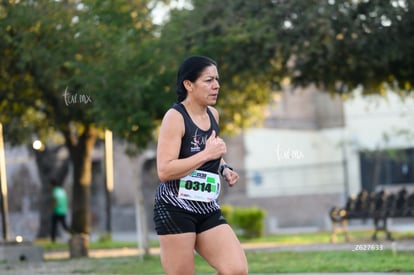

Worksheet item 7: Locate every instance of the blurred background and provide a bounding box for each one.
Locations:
[0,0,413,247]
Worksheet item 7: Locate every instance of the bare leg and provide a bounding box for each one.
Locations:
[196,224,248,275]
[158,233,197,275]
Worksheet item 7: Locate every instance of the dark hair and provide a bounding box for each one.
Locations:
[176,55,217,102]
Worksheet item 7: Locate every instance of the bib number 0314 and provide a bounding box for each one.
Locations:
[178,170,220,202]
[183,180,213,192]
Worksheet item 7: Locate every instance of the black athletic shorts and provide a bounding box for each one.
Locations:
[153,201,227,235]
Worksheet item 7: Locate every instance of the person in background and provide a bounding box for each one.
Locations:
[153,55,248,275]
[50,178,71,242]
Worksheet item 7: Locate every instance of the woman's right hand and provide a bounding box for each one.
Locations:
[204,130,226,160]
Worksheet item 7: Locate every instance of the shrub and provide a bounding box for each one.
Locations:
[221,204,266,238]
[220,204,234,225]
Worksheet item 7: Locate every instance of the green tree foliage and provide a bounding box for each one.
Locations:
[161,0,413,104]
[75,0,174,148]
[0,0,170,254]
[157,0,275,133]
[0,0,172,149]
[267,0,414,95]
[1,1,100,239]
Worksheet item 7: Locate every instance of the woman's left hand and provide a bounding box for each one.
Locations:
[223,169,239,187]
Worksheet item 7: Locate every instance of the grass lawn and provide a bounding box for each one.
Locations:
[8,250,411,274]
[1,229,411,274]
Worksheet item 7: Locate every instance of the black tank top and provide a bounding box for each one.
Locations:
[154,103,221,214]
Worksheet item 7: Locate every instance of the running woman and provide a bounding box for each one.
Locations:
[153,56,248,275]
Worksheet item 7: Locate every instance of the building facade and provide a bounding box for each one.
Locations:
[222,87,414,232]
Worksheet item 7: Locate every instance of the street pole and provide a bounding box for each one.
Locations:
[0,123,10,241]
[342,130,350,202]
[104,129,114,238]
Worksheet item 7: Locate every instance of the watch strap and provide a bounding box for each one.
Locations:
[219,164,233,176]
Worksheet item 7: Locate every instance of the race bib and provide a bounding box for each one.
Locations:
[178,170,220,202]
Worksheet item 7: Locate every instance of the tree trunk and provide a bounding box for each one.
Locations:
[65,125,97,258]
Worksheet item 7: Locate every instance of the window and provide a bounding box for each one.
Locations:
[359,148,414,191]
